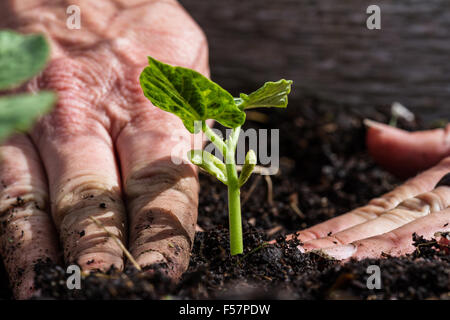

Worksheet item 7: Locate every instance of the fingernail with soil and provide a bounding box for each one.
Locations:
[297,245,305,253]
[317,244,357,260]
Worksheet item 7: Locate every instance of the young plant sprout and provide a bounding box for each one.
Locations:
[140,57,292,255]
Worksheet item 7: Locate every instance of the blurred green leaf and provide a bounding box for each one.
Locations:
[0,31,50,90]
[0,91,55,141]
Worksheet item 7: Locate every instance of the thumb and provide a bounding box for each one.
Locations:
[365,120,450,178]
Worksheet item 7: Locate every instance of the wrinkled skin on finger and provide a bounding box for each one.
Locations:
[0,0,208,298]
[366,120,450,178]
[292,123,450,261]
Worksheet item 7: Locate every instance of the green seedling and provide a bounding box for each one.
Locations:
[0,30,55,141]
[140,57,292,255]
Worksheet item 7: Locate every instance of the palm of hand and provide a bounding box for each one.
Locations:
[0,0,208,299]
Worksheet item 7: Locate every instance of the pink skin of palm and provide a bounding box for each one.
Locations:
[293,121,450,261]
[0,0,208,299]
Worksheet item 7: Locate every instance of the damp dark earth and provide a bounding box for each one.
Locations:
[0,100,448,300]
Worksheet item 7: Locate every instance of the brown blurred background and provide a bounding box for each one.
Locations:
[180,0,449,122]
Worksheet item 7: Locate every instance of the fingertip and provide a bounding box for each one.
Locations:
[363,119,393,131]
[365,119,411,177]
[77,252,124,273]
[132,247,187,280]
[288,230,319,243]
[303,235,352,251]
[15,268,52,300]
[365,120,450,178]
[134,251,169,274]
[316,244,357,261]
[14,275,35,300]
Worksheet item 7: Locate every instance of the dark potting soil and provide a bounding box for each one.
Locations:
[1,99,449,300]
[30,229,450,300]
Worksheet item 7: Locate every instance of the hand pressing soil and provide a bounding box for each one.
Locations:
[29,227,449,300]
[0,0,207,299]
[4,101,446,300]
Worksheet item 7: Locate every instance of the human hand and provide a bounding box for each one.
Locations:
[291,121,450,260]
[0,0,208,299]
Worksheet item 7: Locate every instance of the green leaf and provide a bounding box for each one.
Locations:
[0,91,55,141]
[238,149,256,187]
[188,150,228,184]
[236,79,293,110]
[140,57,245,133]
[0,31,50,90]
